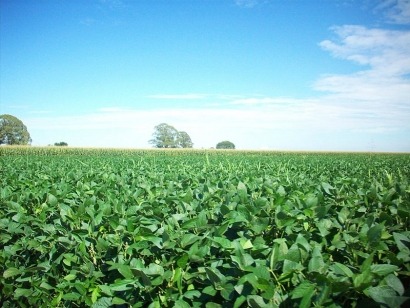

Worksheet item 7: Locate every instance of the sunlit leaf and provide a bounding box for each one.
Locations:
[3,267,20,278]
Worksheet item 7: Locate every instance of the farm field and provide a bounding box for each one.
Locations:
[1,147,410,307]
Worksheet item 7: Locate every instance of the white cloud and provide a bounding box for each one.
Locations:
[25,90,410,151]
[147,94,207,100]
[317,25,410,106]
[28,110,53,115]
[315,71,410,102]
[22,19,410,152]
[319,25,410,75]
[230,97,308,106]
[311,24,410,150]
[376,0,410,24]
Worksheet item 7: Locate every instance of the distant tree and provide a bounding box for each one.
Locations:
[0,114,32,145]
[54,142,68,146]
[149,123,180,148]
[216,140,235,149]
[178,131,193,148]
[149,123,194,148]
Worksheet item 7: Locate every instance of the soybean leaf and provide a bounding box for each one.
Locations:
[62,292,81,300]
[231,253,254,270]
[3,267,20,278]
[221,283,235,300]
[109,279,135,291]
[295,234,311,252]
[184,290,201,299]
[203,285,217,296]
[47,194,58,207]
[212,237,233,249]
[234,295,247,308]
[365,285,398,307]
[145,263,164,276]
[321,183,334,195]
[180,233,200,248]
[91,297,112,308]
[247,295,267,308]
[367,224,384,247]
[237,182,248,201]
[205,267,223,286]
[384,274,405,296]
[250,217,269,234]
[177,254,189,268]
[393,232,410,252]
[252,266,270,281]
[270,242,280,270]
[292,281,316,308]
[118,264,134,279]
[330,262,354,278]
[14,288,33,298]
[112,297,127,305]
[174,299,191,308]
[308,246,325,274]
[353,269,373,289]
[370,264,399,276]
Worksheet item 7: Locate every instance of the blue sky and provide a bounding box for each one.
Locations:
[1,0,409,151]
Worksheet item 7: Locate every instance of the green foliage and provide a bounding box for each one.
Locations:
[0,114,31,145]
[149,123,193,148]
[54,141,68,146]
[216,140,235,149]
[1,148,409,307]
[178,131,194,148]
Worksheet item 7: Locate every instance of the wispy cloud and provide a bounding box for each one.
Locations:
[234,0,262,8]
[317,25,410,105]
[98,107,129,113]
[376,0,410,24]
[22,8,410,151]
[319,25,410,75]
[26,33,410,150]
[28,110,53,115]
[147,93,207,100]
[230,97,310,106]
[25,89,410,150]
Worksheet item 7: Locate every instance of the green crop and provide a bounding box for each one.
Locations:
[1,147,409,307]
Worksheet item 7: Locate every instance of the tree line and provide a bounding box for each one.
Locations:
[149,123,193,148]
[0,115,235,149]
[148,123,235,149]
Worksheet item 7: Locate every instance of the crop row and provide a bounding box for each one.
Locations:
[1,149,409,307]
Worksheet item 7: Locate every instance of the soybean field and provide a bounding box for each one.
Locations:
[1,147,409,307]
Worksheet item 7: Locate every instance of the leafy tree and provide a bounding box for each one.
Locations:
[149,123,180,148]
[216,140,235,149]
[54,142,68,146]
[178,131,193,148]
[0,114,32,145]
[149,123,194,148]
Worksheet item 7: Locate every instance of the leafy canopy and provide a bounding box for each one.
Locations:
[216,140,235,149]
[178,131,193,148]
[149,123,193,148]
[0,114,31,145]
[54,142,68,146]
